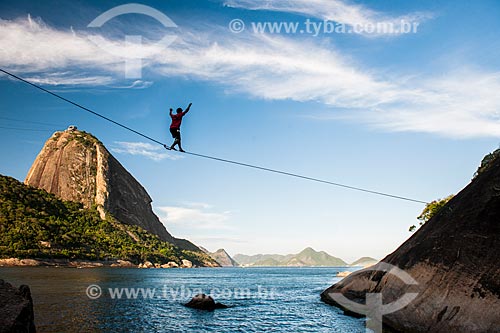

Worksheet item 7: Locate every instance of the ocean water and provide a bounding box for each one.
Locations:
[0,267,366,332]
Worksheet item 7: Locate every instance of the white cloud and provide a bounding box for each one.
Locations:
[223,0,431,36]
[111,141,182,161]
[156,204,235,251]
[156,34,400,108]
[156,205,231,230]
[156,32,500,137]
[2,15,398,107]
[0,15,163,87]
[115,80,154,89]
[0,16,115,72]
[1,15,500,138]
[24,73,114,86]
[337,70,500,138]
[182,202,213,209]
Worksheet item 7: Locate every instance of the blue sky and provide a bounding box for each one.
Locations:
[1,0,499,262]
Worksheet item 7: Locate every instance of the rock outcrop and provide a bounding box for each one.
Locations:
[160,261,179,268]
[209,249,239,267]
[0,280,36,333]
[137,261,153,269]
[0,259,42,267]
[25,128,199,251]
[321,151,500,332]
[110,260,135,268]
[184,294,228,311]
[181,259,193,268]
[0,258,134,268]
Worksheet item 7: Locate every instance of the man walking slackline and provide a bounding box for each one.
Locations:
[168,102,192,152]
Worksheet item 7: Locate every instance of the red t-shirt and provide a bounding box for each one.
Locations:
[170,112,185,129]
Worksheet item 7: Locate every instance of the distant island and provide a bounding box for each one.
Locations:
[349,256,378,267]
[233,247,377,267]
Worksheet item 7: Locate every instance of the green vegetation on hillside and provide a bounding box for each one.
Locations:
[0,175,213,266]
[410,149,500,232]
[52,129,102,149]
[409,195,454,232]
[474,148,500,178]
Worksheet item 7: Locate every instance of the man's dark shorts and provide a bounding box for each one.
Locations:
[170,127,180,139]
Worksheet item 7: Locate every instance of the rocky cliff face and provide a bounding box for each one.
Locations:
[25,128,199,252]
[209,249,239,267]
[321,152,500,332]
[0,280,35,333]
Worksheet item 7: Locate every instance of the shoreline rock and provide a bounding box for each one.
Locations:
[0,258,112,268]
[109,260,136,268]
[0,258,192,269]
[335,271,352,278]
[0,258,212,269]
[0,258,42,267]
[0,279,36,333]
[181,259,193,268]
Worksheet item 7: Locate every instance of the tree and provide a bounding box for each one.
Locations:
[409,195,454,232]
[474,148,500,178]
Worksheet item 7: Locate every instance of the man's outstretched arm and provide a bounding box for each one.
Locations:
[169,108,174,117]
[184,102,193,114]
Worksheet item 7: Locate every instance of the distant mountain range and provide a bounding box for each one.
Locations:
[233,247,375,267]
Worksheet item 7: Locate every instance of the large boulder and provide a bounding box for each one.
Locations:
[110,260,135,268]
[184,294,228,311]
[181,259,193,268]
[0,280,36,333]
[321,151,500,332]
[138,261,154,269]
[0,259,41,267]
[160,261,179,268]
